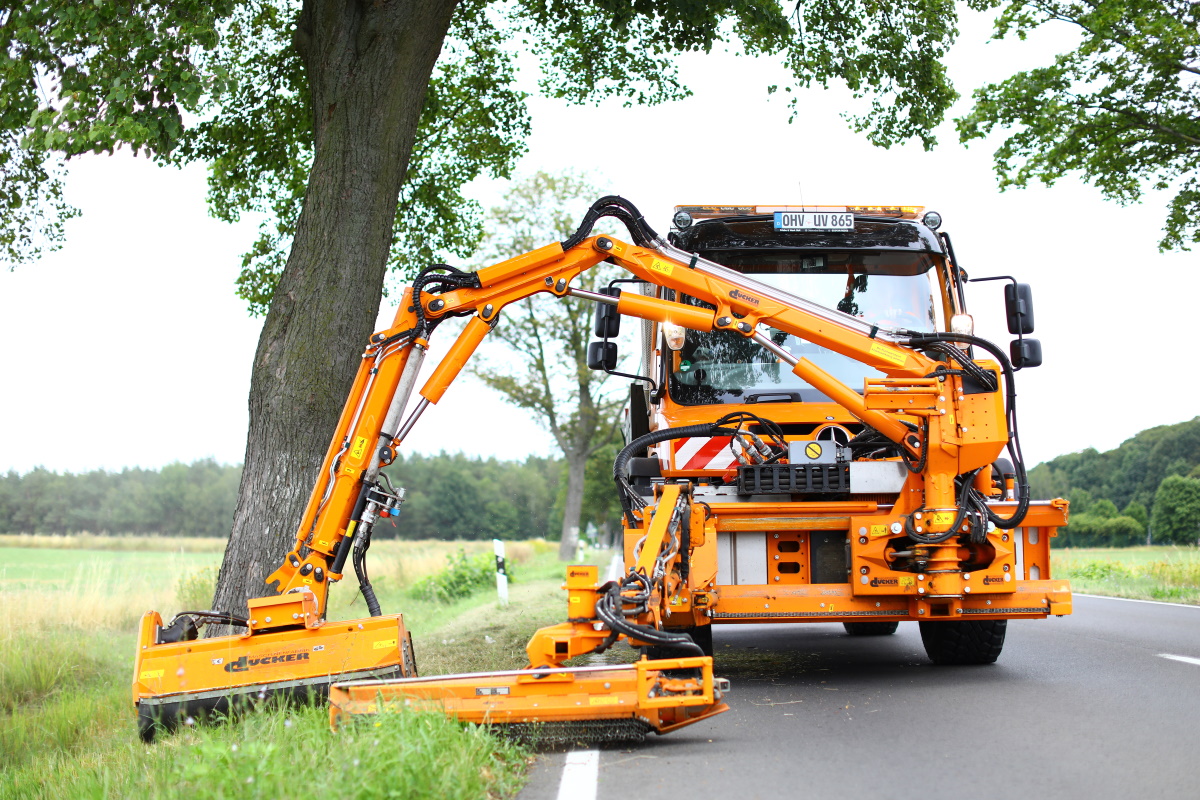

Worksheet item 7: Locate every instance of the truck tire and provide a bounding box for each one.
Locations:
[842,621,899,636]
[918,619,1006,665]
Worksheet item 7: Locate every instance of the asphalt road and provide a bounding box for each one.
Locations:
[518,595,1200,800]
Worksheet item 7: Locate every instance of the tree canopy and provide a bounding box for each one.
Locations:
[469,170,627,558]
[959,0,1200,251]
[1151,474,1200,545]
[3,0,964,279]
[3,0,973,615]
[1029,417,1200,510]
[1030,417,1200,546]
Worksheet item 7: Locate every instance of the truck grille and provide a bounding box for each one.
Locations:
[737,464,850,495]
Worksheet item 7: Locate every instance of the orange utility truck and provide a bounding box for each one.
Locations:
[134,197,1069,743]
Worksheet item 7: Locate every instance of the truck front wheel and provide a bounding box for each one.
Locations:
[918,619,1006,665]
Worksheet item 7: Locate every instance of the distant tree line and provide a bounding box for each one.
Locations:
[0,453,603,541]
[379,453,563,541]
[1029,417,1200,547]
[0,459,241,537]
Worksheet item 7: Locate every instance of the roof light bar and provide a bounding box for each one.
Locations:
[674,204,925,221]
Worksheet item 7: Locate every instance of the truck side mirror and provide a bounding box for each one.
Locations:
[1010,338,1042,369]
[1004,283,1035,334]
[587,341,618,371]
[594,287,621,338]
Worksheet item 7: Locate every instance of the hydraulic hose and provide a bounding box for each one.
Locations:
[594,579,703,656]
[613,423,743,525]
[902,331,1031,529]
[352,529,382,617]
[562,196,662,251]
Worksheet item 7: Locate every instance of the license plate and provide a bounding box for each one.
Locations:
[774,211,854,231]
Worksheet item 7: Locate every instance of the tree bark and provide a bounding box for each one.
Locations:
[212,0,460,621]
[558,452,588,561]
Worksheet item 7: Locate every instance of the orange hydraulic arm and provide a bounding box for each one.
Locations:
[258,199,1011,618]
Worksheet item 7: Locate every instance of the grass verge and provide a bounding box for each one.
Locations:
[1052,546,1200,604]
[0,542,594,799]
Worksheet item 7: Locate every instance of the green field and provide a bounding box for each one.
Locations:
[0,537,575,799]
[1051,546,1200,604]
[0,547,220,590]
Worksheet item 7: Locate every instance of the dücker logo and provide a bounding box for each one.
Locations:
[869,577,899,587]
[223,652,310,673]
[728,289,760,306]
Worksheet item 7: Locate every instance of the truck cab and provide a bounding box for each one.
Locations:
[609,205,1070,664]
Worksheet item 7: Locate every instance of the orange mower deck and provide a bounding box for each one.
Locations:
[133,609,416,741]
[329,657,729,746]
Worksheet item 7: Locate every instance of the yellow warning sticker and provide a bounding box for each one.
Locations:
[373,638,398,650]
[869,524,888,537]
[350,436,368,460]
[589,696,619,706]
[900,576,915,588]
[140,669,163,680]
[869,341,908,367]
[930,511,955,526]
[649,259,674,277]
[804,442,823,460]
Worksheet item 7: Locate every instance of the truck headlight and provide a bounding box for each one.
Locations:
[663,322,686,351]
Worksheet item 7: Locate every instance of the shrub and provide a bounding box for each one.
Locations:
[176,566,219,610]
[410,550,500,603]
[1065,560,1133,581]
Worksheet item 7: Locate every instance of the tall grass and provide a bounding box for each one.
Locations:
[0,537,580,799]
[1053,546,1200,604]
[2,560,173,631]
[0,628,108,714]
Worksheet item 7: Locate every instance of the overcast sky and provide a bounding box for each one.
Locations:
[1,9,1194,475]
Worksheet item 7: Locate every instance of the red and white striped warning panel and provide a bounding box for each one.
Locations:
[672,436,737,471]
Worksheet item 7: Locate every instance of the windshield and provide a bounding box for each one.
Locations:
[670,251,942,405]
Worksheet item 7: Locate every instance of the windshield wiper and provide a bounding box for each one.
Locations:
[745,392,802,404]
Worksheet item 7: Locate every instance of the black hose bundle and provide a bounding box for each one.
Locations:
[612,411,787,526]
[902,331,1031,530]
[172,610,250,629]
[411,263,481,336]
[352,528,382,617]
[592,574,704,657]
[903,467,990,545]
[561,196,661,251]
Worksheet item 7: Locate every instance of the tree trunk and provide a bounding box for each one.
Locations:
[211,0,459,622]
[558,452,587,561]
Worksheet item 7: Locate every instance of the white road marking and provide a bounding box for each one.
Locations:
[1158,654,1200,667]
[1076,593,1200,610]
[606,553,622,582]
[556,749,599,800]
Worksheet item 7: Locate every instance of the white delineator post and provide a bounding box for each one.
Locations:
[493,539,509,606]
